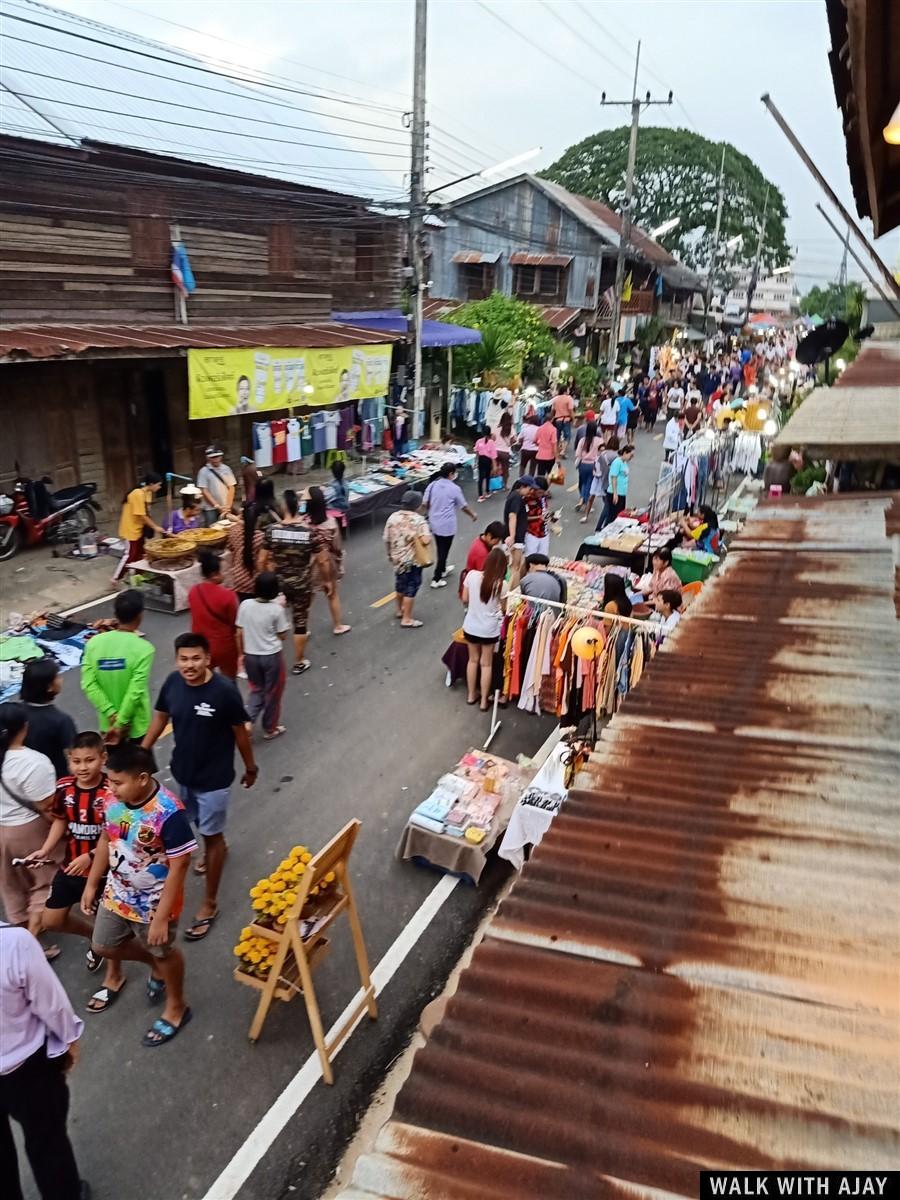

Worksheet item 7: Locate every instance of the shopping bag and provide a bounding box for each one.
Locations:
[413,535,434,567]
[548,463,566,485]
[488,475,504,492]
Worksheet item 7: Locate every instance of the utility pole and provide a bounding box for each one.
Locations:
[602,43,672,375]
[702,147,726,323]
[837,222,850,288]
[742,185,769,326]
[408,0,428,438]
[816,203,900,319]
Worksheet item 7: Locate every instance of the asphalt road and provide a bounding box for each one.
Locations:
[16,429,665,1200]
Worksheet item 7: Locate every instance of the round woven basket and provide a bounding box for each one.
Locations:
[181,528,227,551]
[145,536,195,565]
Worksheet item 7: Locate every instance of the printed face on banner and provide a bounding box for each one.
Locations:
[188,344,393,419]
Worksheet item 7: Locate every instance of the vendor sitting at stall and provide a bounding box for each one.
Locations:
[649,588,683,637]
[635,547,682,601]
[167,485,204,534]
[677,504,720,554]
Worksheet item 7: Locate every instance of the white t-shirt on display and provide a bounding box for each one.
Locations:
[0,747,56,827]
[323,411,341,451]
[253,423,273,469]
[463,570,508,640]
[286,418,302,462]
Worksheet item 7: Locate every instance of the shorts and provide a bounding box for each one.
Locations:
[395,564,423,598]
[177,782,231,837]
[554,419,572,441]
[45,869,89,910]
[92,903,178,960]
[464,632,498,645]
[523,533,550,557]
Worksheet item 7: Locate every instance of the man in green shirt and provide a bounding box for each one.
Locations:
[81,590,155,743]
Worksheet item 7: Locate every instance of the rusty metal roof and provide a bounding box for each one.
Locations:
[0,321,400,362]
[536,305,582,331]
[835,340,900,387]
[341,494,900,1198]
[509,252,573,268]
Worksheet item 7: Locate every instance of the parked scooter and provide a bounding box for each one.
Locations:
[0,476,100,561]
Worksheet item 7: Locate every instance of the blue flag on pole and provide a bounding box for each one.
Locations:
[170,241,196,296]
[655,273,664,297]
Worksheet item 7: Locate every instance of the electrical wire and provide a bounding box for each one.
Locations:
[0,66,409,148]
[471,0,601,98]
[0,7,406,117]
[537,0,633,87]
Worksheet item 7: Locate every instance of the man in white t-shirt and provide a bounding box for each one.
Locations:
[197,447,236,526]
[666,383,685,416]
[663,413,685,462]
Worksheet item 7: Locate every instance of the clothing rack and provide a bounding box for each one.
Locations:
[483,589,656,745]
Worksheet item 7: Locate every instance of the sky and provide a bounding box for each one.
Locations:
[3,0,898,294]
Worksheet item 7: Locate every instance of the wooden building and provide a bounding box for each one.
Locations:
[0,136,404,507]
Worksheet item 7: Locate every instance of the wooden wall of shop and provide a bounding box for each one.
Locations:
[0,138,403,325]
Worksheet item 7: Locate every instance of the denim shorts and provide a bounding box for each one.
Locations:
[395,565,423,598]
[177,782,231,836]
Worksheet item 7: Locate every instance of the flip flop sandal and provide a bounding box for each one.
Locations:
[44,944,61,963]
[86,948,104,973]
[184,912,218,940]
[142,1007,193,1048]
[87,980,127,1014]
[401,620,424,628]
[146,975,166,1005]
[263,726,286,741]
[333,625,352,635]
[193,859,207,876]
[291,660,311,676]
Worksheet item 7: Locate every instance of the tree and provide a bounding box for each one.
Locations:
[446,292,555,382]
[799,282,864,331]
[542,127,790,273]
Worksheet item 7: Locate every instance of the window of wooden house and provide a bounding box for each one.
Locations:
[355,230,376,282]
[269,223,295,275]
[536,265,564,301]
[513,265,537,296]
[458,262,495,300]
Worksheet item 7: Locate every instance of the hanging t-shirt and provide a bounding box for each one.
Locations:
[286,418,302,462]
[271,418,288,465]
[253,422,273,469]
[310,412,328,454]
[300,419,314,459]
[323,411,341,451]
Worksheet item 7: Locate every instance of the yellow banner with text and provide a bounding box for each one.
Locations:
[187,344,393,419]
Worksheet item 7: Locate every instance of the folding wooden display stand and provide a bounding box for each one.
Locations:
[234,820,376,1083]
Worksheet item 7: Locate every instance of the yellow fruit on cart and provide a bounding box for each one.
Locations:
[294,862,306,875]
[276,913,288,924]
[279,858,293,871]
[248,950,262,964]
[325,871,336,884]
[241,926,253,940]
[251,898,267,911]
[300,851,312,864]
[256,879,271,891]
[271,880,285,892]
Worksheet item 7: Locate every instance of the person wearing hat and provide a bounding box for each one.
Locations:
[382,491,432,628]
[197,447,236,527]
[166,485,203,535]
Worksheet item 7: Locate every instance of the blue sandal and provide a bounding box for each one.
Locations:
[142,1007,192,1048]
[146,975,166,1005]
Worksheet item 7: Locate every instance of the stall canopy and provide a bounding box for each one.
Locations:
[332,310,482,348]
[774,386,900,459]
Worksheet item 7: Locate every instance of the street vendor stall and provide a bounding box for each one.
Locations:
[0,615,97,703]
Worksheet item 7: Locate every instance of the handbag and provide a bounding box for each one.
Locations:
[412,533,434,567]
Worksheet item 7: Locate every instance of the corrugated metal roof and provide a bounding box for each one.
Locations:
[835,340,900,387]
[340,494,900,1198]
[774,384,900,458]
[0,321,400,361]
[451,250,501,265]
[509,252,573,268]
[536,305,581,331]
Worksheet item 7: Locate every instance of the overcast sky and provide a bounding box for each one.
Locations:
[22,0,900,292]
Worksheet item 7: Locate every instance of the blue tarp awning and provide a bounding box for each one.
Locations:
[332,311,481,348]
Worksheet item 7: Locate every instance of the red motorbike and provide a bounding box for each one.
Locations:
[0,476,100,562]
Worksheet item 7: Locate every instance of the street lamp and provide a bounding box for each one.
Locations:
[559,360,569,371]
[426,147,542,199]
[650,217,680,239]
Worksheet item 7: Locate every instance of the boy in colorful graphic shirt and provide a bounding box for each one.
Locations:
[26,730,126,1012]
[82,744,196,1047]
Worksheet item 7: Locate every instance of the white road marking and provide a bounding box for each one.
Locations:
[201,873,459,1200]
[60,591,119,617]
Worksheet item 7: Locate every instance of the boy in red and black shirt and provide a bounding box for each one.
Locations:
[26,730,125,1011]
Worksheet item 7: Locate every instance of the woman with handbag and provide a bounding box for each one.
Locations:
[382,491,432,628]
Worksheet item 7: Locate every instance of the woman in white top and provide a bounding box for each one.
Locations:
[0,702,61,954]
[462,547,509,710]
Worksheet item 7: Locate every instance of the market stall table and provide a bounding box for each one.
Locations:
[397,749,532,884]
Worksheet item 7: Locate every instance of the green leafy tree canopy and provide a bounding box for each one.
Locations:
[799,282,864,332]
[446,291,555,382]
[542,127,790,273]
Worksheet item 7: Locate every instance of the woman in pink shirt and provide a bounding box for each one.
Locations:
[534,419,558,477]
[574,419,603,516]
[474,427,498,501]
[519,416,540,476]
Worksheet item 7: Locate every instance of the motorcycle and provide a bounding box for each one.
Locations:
[0,476,100,562]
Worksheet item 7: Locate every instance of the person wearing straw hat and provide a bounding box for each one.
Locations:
[166,486,203,535]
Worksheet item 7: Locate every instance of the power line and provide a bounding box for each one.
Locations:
[0,29,404,137]
[0,89,410,158]
[537,0,633,86]
[0,66,408,147]
[0,4,404,117]
[472,0,601,98]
